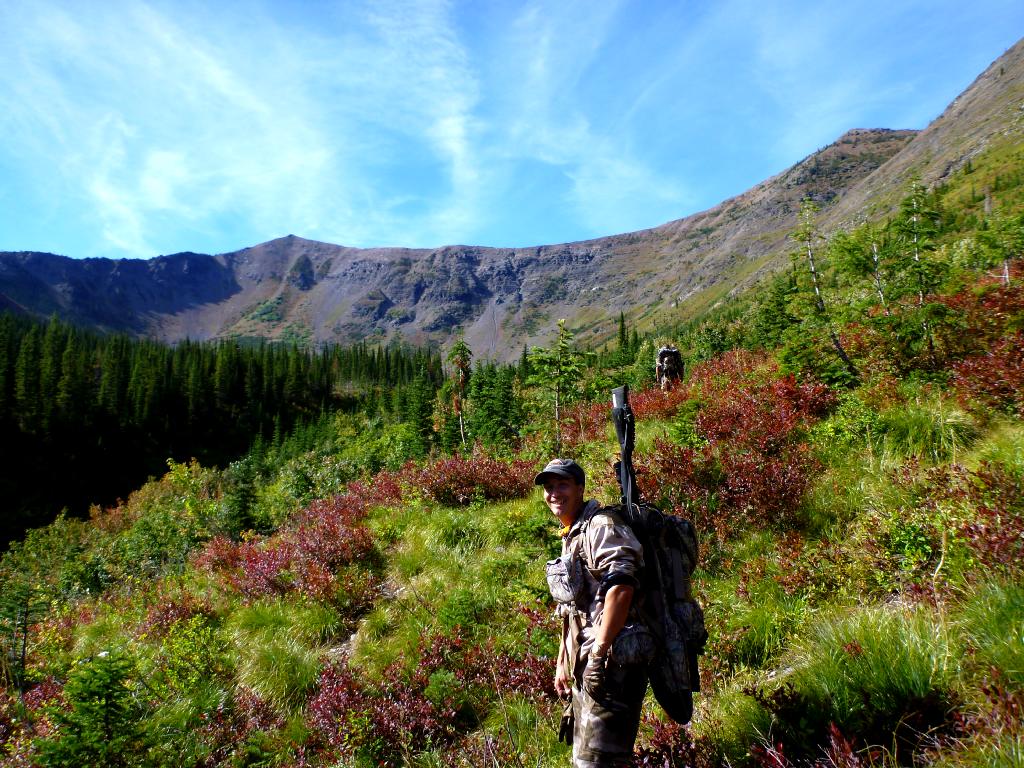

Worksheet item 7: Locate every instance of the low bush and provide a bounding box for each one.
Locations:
[305,630,554,765]
[960,462,1024,580]
[401,455,535,506]
[149,614,227,696]
[953,332,1024,418]
[194,493,379,606]
[634,354,831,553]
[933,280,1024,359]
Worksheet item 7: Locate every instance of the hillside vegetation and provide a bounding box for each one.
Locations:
[0,325,445,547]
[2,138,1024,766]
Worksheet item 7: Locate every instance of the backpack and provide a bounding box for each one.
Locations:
[609,384,707,724]
[618,502,707,724]
[656,346,683,377]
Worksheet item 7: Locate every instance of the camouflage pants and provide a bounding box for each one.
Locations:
[571,659,648,768]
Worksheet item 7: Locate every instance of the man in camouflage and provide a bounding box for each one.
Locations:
[537,458,648,767]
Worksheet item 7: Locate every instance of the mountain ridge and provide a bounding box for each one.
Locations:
[2,38,1023,357]
[0,128,917,357]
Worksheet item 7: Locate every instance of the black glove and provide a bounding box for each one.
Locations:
[582,651,608,699]
[557,699,574,745]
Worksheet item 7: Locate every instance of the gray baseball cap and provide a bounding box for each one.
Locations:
[534,458,586,486]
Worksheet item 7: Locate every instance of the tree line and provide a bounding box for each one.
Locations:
[0,314,442,547]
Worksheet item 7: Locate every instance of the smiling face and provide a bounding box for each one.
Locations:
[542,475,586,527]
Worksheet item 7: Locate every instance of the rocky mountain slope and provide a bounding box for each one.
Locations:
[2,39,1022,357]
[825,36,1024,226]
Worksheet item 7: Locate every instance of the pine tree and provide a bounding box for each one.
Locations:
[445,339,473,449]
[526,320,590,453]
[750,272,797,349]
[0,315,12,417]
[893,182,946,368]
[14,325,41,432]
[831,221,893,316]
[468,362,523,448]
[792,198,858,382]
[0,580,47,696]
[36,652,152,767]
[404,367,436,455]
[97,336,129,415]
[39,314,65,430]
[979,209,1024,286]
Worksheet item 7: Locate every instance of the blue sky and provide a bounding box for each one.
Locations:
[1,1,1021,260]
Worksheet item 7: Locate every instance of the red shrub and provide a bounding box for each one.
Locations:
[191,688,286,767]
[933,280,1024,358]
[697,376,832,454]
[139,589,215,638]
[194,494,378,604]
[633,357,829,549]
[344,471,404,508]
[965,675,1024,741]
[635,440,721,516]
[951,331,1024,416]
[720,446,816,527]
[20,678,63,711]
[306,653,458,762]
[687,349,776,395]
[630,384,693,421]
[557,382,693,447]
[306,627,556,764]
[561,399,612,445]
[403,455,535,506]
[959,463,1024,576]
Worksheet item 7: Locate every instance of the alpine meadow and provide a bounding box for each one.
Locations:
[2,27,1024,768]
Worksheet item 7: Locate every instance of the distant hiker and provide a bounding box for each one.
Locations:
[655,345,683,391]
[539,458,648,767]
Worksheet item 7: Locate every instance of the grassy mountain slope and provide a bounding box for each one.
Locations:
[828,38,1024,225]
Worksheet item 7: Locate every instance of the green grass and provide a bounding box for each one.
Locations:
[226,600,340,712]
[958,581,1024,688]
[877,396,979,465]
[354,496,557,676]
[147,677,232,766]
[965,419,1024,472]
[690,677,773,766]
[777,605,963,754]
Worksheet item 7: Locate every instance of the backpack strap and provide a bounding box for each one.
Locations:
[580,503,643,600]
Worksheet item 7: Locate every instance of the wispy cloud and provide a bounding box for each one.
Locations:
[0,0,485,255]
[0,0,1021,258]
[476,0,692,239]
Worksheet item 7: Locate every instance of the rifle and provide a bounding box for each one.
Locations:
[611,384,641,517]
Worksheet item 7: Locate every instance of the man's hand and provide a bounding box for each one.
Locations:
[555,665,572,697]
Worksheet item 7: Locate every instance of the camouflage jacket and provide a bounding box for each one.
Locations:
[556,501,644,682]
